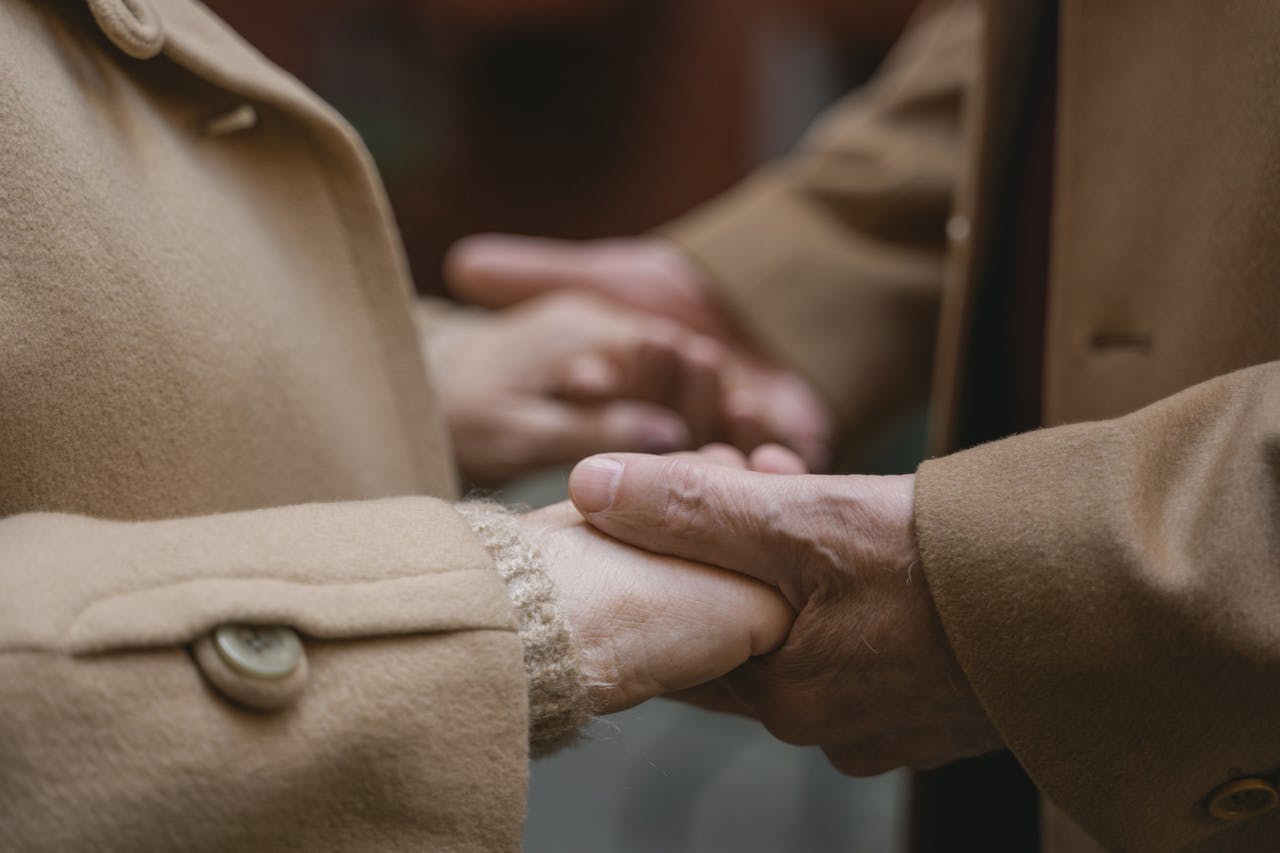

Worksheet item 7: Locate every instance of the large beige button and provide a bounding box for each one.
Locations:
[213,625,303,679]
[1206,777,1279,821]
[193,625,309,712]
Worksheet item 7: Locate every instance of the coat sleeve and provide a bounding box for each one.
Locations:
[0,498,531,853]
[661,0,981,450]
[914,361,1280,853]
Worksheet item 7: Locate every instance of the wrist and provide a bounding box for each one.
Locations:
[455,502,592,756]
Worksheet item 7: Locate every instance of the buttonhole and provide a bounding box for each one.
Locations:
[1089,332,1152,352]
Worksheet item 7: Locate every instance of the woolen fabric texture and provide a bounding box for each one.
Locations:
[456,503,592,756]
[0,0,550,849]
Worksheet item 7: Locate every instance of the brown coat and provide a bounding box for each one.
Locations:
[0,0,528,850]
[670,1,1280,851]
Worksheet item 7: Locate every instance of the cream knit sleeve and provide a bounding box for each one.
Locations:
[455,502,592,756]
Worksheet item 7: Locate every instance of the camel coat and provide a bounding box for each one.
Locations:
[0,0,529,850]
[669,1,1280,851]
[5,0,1278,851]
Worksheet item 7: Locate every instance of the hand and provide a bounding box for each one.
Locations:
[520,496,793,714]
[565,452,1004,774]
[430,291,731,485]
[446,234,834,470]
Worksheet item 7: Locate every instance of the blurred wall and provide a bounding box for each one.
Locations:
[206,0,913,294]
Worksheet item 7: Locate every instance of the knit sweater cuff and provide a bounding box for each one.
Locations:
[455,502,591,757]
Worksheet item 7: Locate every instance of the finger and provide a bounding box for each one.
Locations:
[673,443,748,469]
[759,372,833,472]
[725,376,832,473]
[445,234,607,308]
[575,324,728,447]
[554,352,624,400]
[568,452,810,589]
[672,336,725,446]
[723,386,773,457]
[523,401,692,468]
[749,443,809,475]
[625,321,683,404]
[447,235,743,343]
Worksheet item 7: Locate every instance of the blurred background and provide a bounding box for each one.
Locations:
[206,1,921,849]
[208,0,916,294]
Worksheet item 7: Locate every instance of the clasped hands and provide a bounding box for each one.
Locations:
[437,235,831,485]
[525,450,1002,775]
[443,235,1002,775]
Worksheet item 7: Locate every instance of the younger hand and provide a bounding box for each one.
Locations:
[430,291,729,485]
[446,235,834,470]
[521,498,793,714]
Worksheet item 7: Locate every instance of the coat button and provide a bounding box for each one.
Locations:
[86,0,165,60]
[1206,778,1279,821]
[213,625,303,679]
[946,214,971,244]
[193,625,309,712]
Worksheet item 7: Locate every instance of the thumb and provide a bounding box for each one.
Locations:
[568,453,805,590]
[445,234,609,309]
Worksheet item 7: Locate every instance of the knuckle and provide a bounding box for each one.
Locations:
[654,460,714,534]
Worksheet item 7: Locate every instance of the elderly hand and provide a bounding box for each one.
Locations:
[564,452,1004,774]
[430,291,733,486]
[520,495,793,714]
[446,234,834,470]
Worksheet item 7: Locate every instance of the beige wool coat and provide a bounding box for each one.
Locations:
[5,0,1279,852]
[0,0,532,850]
[669,1,1280,851]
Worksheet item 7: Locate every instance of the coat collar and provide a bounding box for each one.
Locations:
[83,0,338,130]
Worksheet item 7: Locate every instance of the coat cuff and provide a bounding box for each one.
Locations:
[913,366,1280,851]
[456,502,591,756]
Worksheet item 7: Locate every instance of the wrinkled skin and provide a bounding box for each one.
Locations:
[565,450,1004,774]
[523,494,792,714]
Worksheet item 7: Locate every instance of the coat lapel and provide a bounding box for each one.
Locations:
[82,0,459,496]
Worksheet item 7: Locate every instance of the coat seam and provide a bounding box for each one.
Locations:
[0,626,520,658]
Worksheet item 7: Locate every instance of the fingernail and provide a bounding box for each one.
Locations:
[570,457,624,513]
